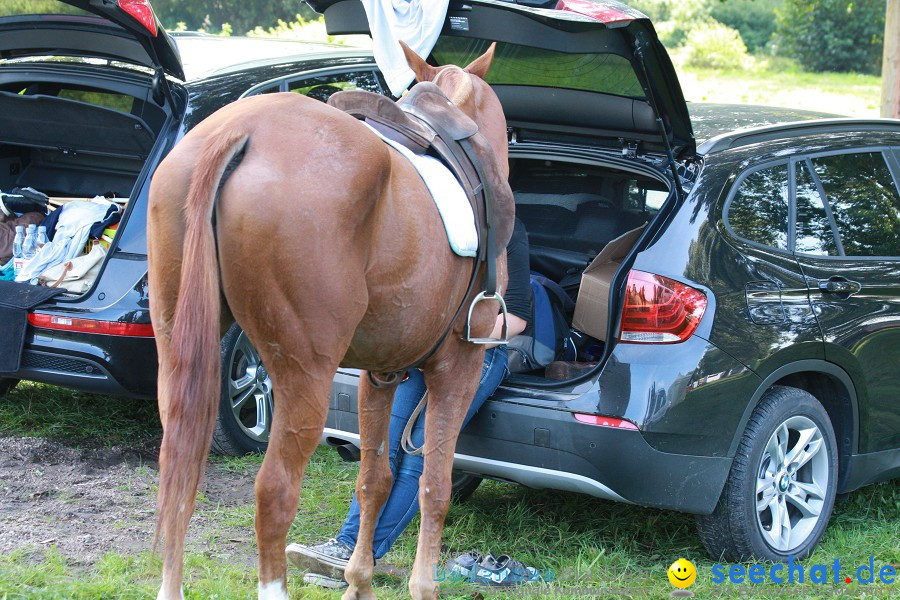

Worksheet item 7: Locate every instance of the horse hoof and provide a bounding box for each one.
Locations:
[341,587,376,600]
[341,586,377,600]
[409,580,440,600]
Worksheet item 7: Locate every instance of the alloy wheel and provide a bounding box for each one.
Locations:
[755,415,829,552]
[225,329,273,444]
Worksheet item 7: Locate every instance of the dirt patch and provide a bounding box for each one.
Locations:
[0,436,258,568]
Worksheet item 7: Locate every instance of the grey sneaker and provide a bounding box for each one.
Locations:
[286,538,352,581]
[302,572,349,589]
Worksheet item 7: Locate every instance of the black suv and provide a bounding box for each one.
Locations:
[2,0,898,563]
[310,0,900,562]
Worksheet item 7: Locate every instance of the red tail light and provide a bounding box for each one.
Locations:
[28,313,154,337]
[119,0,158,37]
[619,270,707,344]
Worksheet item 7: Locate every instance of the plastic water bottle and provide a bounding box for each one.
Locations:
[12,225,24,276]
[36,225,48,249]
[22,224,37,261]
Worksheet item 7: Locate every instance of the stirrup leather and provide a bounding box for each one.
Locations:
[462,291,509,345]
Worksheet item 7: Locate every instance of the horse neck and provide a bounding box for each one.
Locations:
[469,81,509,180]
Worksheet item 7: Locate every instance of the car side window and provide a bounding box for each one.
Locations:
[795,160,839,256]
[811,152,900,257]
[289,71,382,102]
[727,163,789,250]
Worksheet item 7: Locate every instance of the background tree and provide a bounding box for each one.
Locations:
[150,0,317,35]
[0,1,82,14]
[710,0,782,52]
[775,0,885,75]
[883,0,899,117]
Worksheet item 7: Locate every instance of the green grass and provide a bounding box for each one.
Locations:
[1,383,898,598]
[0,381,161,448]
[677,55,883,118]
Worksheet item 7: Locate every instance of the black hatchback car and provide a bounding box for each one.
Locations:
[2,0,899,564]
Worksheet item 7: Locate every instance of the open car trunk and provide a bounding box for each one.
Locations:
[0,87,163,199]
[310,0,693,385]
[504,150,670,384]
[0,70,168,291]
[0,0,177,298]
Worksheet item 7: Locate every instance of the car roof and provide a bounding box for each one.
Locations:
[691,103,900,156]
[170,33,373,81]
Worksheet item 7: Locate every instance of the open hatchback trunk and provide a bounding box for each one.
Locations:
[0,0,180,294]
[313,0,696,382]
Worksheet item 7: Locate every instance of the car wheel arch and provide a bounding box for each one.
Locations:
[728,360,858,492]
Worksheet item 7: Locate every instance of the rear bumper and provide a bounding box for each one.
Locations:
[8,327,157,398]
[325,371,732,515]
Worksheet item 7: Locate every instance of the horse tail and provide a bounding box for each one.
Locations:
[156,129,249,556]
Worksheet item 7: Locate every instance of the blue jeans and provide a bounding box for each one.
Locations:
[336,345,508,559]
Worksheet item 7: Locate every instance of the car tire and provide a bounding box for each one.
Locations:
[0,378,19,397]
[696,385,838,562]
[450,471,482,503]
[211,323,273,456]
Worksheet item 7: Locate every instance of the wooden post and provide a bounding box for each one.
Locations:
[883,0,900,118]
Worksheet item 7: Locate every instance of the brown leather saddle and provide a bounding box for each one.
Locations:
[328,84,512,374]
[328,83,507,256]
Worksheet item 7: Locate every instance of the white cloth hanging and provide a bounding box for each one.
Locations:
[361,0,450,96]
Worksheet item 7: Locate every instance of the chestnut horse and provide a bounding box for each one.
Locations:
[148,43,513,600]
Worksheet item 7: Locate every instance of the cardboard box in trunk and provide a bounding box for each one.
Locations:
[572,224,645,341]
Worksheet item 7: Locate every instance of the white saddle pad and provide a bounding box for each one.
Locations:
[365,123,478,257]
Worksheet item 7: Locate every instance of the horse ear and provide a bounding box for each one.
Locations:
[400,40,439,82]
[463,42,496,79]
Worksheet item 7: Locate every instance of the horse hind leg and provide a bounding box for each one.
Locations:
[343,374,397,600]
[254,355,338,600]
[409,346,486,600]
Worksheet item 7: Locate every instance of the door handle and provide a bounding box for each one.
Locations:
[817,277,861,295]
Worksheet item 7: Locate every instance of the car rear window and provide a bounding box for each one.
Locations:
[432,38,645,99]
[727,163,790,251]
[289,71,381,101]
[57,89,134,113]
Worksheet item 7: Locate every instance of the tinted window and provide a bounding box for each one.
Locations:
[288,71,381,102]
[811,152,900,257]
[795,160,838,256]
[57,89,134,113]
[728,164,789,250]
[432,38,645,98]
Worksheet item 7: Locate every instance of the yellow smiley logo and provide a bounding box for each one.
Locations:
[668,558,697,588]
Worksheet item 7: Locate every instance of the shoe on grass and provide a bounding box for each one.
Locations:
[286,538,352,581]
[478,552,541,586]
[446,550,540,587]
[444,550,483,580]
[302,572,349,589]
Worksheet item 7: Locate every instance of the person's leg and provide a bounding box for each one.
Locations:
[295,347,507,570]
[336,370,427,550]
[371,346,508,559]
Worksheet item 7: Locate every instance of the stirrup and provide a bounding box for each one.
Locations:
[462,291,509,345]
